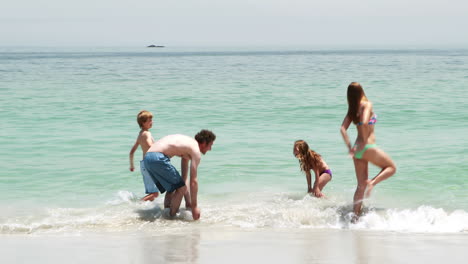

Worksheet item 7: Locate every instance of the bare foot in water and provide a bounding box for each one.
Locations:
[365,180,374,198]
[141,192,159,201]
[351,214,359,224]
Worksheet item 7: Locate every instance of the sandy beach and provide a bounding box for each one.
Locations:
[2,227,467,264]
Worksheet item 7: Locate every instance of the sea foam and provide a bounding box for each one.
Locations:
[1,192,467,235]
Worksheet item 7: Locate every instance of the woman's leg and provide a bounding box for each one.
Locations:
[317,172,332,191]
[353,158,368,217]
[362,147,396,197]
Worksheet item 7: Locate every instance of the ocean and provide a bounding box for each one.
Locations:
[1,47,467,239]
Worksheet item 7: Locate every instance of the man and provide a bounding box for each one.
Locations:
[144,129,216,220]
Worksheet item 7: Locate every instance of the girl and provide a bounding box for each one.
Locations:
[293,140,332,198]
[340,82,396,217]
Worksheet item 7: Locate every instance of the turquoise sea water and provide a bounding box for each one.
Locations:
[1,47,467,234]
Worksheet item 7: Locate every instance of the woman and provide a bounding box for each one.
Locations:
[340,82,396,218]
[293,140,332,198]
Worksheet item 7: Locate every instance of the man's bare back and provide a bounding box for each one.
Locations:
[148,134,201,161]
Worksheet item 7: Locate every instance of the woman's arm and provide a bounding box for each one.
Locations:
[312,168,324,198]
[360,102,373,125]
[340,115,353,151]
[358,102,373,140]
[306,170,312,193]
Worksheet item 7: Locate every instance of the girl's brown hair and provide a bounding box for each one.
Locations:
[346,82,368,124]
[294,140,321,172]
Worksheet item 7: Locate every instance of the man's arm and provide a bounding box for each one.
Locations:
[181,158,191,208]
[190,155,201,220]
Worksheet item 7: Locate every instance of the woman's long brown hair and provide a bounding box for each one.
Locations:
[347,82,368,124]
[294,140,321,172]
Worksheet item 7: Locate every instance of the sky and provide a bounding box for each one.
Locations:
[1,0,467,47]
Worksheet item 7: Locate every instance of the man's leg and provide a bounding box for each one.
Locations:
[164,192,172,208]
[170,186,187,217]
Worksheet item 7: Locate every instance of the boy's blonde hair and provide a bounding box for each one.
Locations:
[137,110,153,128]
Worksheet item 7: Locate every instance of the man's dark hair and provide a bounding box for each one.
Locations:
[195,129,216,144]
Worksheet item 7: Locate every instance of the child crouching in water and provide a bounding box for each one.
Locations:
[293,140,332,198]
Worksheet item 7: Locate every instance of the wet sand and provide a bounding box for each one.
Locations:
[1,227,467,264]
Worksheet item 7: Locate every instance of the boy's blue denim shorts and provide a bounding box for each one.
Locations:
[140,160,159,194]
[143,152,185,194]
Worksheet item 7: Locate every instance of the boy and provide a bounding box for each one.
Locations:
[129,110,159,201]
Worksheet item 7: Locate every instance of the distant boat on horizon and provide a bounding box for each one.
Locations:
[147,45,165,48]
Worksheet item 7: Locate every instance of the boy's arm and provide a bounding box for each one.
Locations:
[129,141,139,171]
